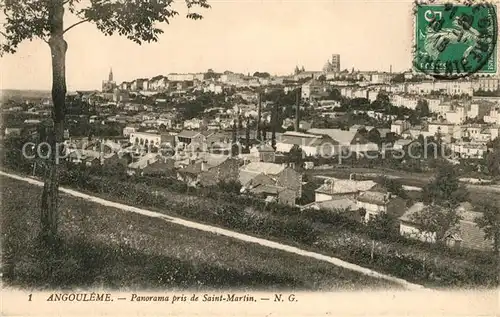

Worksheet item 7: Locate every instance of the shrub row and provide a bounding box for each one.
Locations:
[58,168,319,246]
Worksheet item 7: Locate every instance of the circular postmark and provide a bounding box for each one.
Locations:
[413,1,498,79]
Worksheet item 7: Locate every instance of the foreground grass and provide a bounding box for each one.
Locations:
[69,173,497,288]
[0,176,396,290]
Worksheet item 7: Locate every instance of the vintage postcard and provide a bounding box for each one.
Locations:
[0,0,499,316]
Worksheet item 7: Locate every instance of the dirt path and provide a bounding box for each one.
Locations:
[0,170,427,291]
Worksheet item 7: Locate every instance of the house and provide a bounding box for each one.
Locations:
[301,78,327,99]
[249,184,297,206]
[197,157,240,187]
[129,131,172,148]
[391,120,411,135]
[399,202,437,242]
[276,131,339,157]
[183,118,206,130]
[67,149,113,166]
[176,130,207,148]
[450,142,488,159]
[257,144,276,163]
[427,121,455,138]
[356,186,406,223]
[399,202,493,251]
[306,128,379,154]
[176,161,203,187]
[314,177,377,202]
[206,131,232,147]
[127,153,161,176]
[301,198,360,216]
[239,162,302,205]
[177,157,240,187]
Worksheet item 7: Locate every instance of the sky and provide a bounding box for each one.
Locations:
[0,0,415,91]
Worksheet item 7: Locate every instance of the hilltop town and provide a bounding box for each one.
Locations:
[2,54,500,288]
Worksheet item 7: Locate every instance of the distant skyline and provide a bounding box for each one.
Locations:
[1,0,415,91]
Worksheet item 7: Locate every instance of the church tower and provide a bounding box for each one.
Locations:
[108,67,114,82]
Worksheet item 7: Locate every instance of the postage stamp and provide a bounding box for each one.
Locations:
[413,1,498,78]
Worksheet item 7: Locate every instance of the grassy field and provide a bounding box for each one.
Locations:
[0,176,396,291]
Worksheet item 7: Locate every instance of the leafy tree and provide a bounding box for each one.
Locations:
[390,73,406,83]
[217,180,242,194]
[366,213,399,240]
[317,75,326,82]
[252,71,270,78]
[484,149,500,177]
[422,161,468,208]
[376,176,408,199]
[244,116,250,152]
[487,137,500,149]
[484,138,500,177]
[288,144,303,168]
[231,122,238,157]
[158,123,167,133]
[367,128,381,145]
[475,198,500,255]
[415,99,430,118]
[0,0,210,244]
[371,92,390,111]
[410,204,462,243]
[323,88,342,101]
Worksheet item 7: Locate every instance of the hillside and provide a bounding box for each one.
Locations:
[0,176,395,290]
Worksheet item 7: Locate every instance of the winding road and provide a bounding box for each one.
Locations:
[0,170,427,291]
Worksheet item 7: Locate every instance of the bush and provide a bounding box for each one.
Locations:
[365,213,400,240]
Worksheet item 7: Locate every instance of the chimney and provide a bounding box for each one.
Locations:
[295,88,301,131]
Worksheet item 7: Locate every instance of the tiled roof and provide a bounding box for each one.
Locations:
[315,178,376,195]
[177,130,201,138]
[239,170,260,186]
[249,184,283,195]
[399,202,426,223]
[128,153,160,169]
[356,190,389,206]
[142,159,175,173]
[307,128,356,145]
[200,130,214,137]
[279,132,328,147]
[453,218,492,250]
[240,162,285,175]
[309,198,358,211]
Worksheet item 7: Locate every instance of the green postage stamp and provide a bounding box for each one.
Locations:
[413,1,498,78]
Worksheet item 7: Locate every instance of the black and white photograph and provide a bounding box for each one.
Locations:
[0,0,499,316]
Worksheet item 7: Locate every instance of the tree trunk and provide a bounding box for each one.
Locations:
[41,0,67,245]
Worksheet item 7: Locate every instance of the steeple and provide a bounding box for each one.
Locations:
[108,67,114,82]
